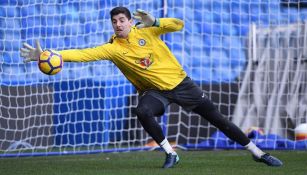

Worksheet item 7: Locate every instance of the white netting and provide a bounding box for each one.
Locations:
[233,22,307,139]
[1,0,307,156]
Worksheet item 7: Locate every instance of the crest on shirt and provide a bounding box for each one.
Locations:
[138,39,146,46]
[135,54,153,69]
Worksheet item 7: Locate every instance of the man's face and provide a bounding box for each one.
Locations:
[111,13,133,38]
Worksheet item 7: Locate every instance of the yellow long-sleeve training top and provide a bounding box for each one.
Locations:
[59,18,187,93]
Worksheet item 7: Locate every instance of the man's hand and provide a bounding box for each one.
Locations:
[20,39,43,63]
[133,9,159,28]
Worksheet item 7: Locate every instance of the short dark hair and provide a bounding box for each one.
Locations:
[110,7,131,20]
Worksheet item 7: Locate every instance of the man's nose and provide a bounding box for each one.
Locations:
[116,21,122,27]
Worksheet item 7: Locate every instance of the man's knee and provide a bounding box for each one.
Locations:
[135,103,153,120]
[135,95,166,119]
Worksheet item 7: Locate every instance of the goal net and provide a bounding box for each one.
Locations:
[1,0,307,157]
[233,22,307,140]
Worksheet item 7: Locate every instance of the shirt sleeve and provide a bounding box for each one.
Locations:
[59,43,114,62]
[150,18,184,36]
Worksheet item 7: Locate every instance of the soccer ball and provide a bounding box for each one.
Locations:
[38,49,63,75]
[294,123,307,141]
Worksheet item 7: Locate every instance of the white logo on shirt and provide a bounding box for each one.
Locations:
[202,93,205,98]
[138,39,146,46]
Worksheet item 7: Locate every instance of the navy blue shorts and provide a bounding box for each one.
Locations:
[140,77,205,112]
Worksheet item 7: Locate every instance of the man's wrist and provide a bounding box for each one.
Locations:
[152,18,160,27]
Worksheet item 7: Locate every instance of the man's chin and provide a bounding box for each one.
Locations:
[116,33,126,38]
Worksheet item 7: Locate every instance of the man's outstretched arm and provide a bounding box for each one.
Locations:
[20,40,113,63]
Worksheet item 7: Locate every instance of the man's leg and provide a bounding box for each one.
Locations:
[135,94,179,168]
[192,98,283,167]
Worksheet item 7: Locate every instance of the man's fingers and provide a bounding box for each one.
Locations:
[135,23,146,29]
[136,9,147,15]
[133,9,148,17]
[20,48,30,58]
[35,39,42,52]
[21,41,42,63]
[133,15,142,20]
[20,48,30,53]
[132,12,141,17]
[23,43,35,51]
[20,51,29,58]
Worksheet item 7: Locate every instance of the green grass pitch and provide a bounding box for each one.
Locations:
[0,150,306,175]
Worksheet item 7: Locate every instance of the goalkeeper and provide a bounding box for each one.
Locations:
[20,6,282,168]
